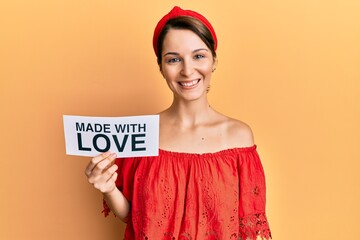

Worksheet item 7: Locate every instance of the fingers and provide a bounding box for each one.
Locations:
[91,166,119,193]
[85,152,111,176]
[97,171,119,194]
[110,171,118,183]
[85,152,119,194]
[103,164,119,182]
[85,152,116,177]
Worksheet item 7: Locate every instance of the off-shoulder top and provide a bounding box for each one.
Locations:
[103,145,272,240]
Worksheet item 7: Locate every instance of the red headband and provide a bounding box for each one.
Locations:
[152,6,218,57]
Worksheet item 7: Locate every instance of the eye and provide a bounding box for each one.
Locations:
[167,57,181,63]
[194,54,205,60]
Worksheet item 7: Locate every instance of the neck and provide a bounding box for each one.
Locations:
[164,97,215,128]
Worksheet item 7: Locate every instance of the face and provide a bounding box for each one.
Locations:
[160,29,216,102]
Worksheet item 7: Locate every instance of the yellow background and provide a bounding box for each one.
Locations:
[1,0,359,239]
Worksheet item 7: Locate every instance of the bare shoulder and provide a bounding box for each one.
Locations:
[222,116,255,148]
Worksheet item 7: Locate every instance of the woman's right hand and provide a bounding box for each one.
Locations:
[85,152,118,194]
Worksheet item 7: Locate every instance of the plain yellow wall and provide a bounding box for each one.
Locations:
[1,0,359,239]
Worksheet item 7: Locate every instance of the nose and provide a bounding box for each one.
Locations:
[180,58,194,76]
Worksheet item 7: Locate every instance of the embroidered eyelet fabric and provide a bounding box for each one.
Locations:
[103,145,272,240]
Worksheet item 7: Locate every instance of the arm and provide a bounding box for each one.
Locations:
[85,152,130,220]
[103,187,130,220]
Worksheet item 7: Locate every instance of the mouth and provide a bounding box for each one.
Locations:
[178,79,201,88]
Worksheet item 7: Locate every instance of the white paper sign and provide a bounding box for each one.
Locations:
[63,115,159,157]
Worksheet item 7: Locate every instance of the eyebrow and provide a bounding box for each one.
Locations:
[163,48,209,57]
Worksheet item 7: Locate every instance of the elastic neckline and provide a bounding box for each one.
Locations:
[158,145,257,157]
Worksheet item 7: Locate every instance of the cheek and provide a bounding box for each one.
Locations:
[162,67,178,80]
[199,59,214,72]
[199,64,213,76]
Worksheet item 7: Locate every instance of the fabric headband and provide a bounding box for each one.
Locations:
[152,6,218,57]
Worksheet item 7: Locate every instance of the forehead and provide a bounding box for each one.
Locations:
[162,29,209,53]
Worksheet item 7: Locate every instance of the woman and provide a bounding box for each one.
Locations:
[85,6,272,240]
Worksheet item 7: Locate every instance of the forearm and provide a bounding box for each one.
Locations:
[103,188,130,220]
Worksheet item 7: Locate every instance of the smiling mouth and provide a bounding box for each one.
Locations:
[178,79,200,87]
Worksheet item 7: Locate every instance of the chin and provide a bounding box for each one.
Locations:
[177,90,208,102]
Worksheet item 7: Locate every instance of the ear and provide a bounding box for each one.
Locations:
[212,57,218,72]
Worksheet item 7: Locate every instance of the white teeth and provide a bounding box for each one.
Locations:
[180,79,199,87]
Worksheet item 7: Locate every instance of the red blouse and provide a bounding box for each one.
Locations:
[103,145,272,240]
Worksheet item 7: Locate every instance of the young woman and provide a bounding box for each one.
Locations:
[85,6,272,240]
